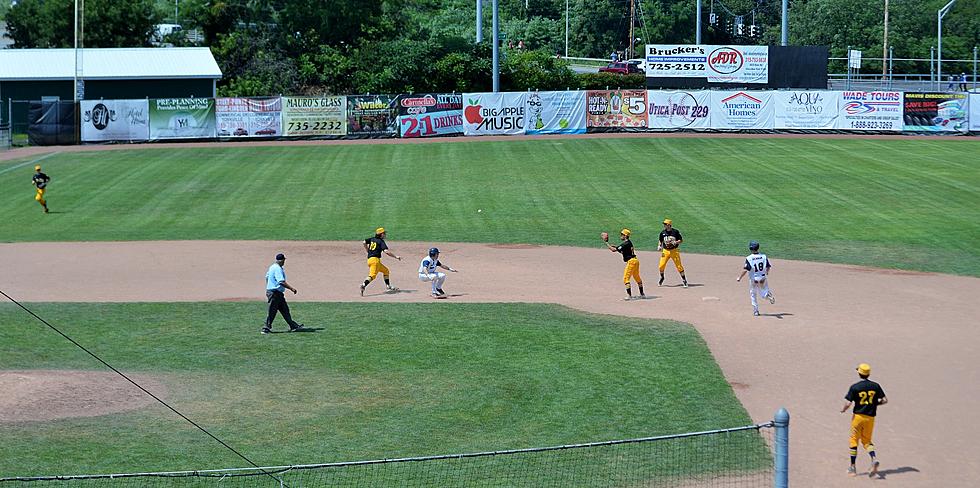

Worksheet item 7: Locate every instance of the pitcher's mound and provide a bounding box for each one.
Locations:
[0,370,166,423]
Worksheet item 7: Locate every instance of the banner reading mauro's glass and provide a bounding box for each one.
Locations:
[80,99,149,142]
[586,90,648,128]
[525,91,587,135]
[282,96,346,136]
[903,92,969,132]
[836,91,903,131]
[773,91,839,129]
[216,97,282,137]
[462,92,528,136]
[395,93,463,138]
[149,98,216,140]
[709,91,774,129]
[347,95,398,138]
[646,90,710,129]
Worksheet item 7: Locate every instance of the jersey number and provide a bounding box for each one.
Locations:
[857,390,876,405]
[753,261,766,272]
[369,242,377,251]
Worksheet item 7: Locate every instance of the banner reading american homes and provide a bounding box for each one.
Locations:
[395,93,463,138]
[215,97,282,137]
[462,92,527,136]
[709,91,774,129]
[647,90,710,129]
[586,90,648,128]
[903,92,968,132]
[836,91,903,131]
[282,96,346,136]
[80,99,149,142]
[645,44,769,83]
[347,95,398,137]
[148,98,216,139]
[525,91,587,135]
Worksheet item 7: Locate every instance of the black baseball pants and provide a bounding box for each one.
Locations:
[265,290,300,329]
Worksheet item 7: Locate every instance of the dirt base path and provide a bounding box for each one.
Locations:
[2,240,977,487]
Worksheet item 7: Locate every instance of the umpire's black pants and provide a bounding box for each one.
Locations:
[265,290,300,329]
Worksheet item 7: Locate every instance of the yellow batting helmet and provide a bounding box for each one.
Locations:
[620,228,631,237]
[375,227,386,235]
[856,363,871,376]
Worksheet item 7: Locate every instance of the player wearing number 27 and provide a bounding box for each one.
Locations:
[841,363,887,477]
[32,165,51,213]
[736,241,775,316]
[657,219,688,287]
[605,229,645,300]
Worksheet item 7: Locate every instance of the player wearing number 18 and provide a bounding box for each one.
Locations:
[841,363,887,478]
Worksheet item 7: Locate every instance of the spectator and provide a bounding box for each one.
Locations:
[507,40,513,49]
[555,50,562,59]
[611,50,618,62]
[947,75,956,91]
[960,73,968,91]
[517,40,525,50]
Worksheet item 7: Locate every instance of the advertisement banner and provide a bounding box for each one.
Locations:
[462,92,528,136]
[282,96,346,136]
[647,90,711,129]
[80,99,149,142]
[347,95,398,137]
[971,94,980,132]
[773,91,839,129]
[215,97,282,137]
[836,91,903,131]
[903,92,969,132]
[525,91,587,135]
[395,93,463,138]
[148,98,216,139]
[709,91,774,129]
[645,44,769,83]
[586,90,648,128]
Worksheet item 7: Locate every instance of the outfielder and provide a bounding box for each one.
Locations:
[604,229,645,300]
[841,363,887,478]
[360,227,402,296]
[657,218,687,287]
[736,240,775,316]
[31,165,51,214]
[418,247,457,298]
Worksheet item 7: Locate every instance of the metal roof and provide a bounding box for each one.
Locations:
[0,47,222,81]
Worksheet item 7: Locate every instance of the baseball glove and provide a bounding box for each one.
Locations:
[663,236,678,249]
[601,232,609,242]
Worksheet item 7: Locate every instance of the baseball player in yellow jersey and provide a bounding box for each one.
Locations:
[605,228,645,300]
[31,165,51,213]
[657,218,687,287]
[841,363,887,477]
[359,227,402,296]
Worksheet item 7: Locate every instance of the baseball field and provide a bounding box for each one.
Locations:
[1,134,979,486]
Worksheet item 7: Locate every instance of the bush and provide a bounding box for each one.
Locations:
[577,73,645,90]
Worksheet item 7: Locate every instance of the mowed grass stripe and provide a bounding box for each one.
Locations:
[1,137,977,275]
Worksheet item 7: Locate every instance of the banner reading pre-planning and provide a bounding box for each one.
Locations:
[586,90,648,128]
[647,90,710,129]
[348,95,398,137]
[525,91,587,135]
[149,98,216,139]
[836,91,903,131]
[645,44,769,83]
[80,99,149,142]
[903,92,969,132]
[463,92,528,136]
[282,96,346,136]
[216,97,282,137]
[709,91,774,129]
[773,91,839,129]
[971,94,980,132]
[395,93,463,138]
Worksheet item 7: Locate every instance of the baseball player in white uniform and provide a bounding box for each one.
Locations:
[418,247,457,298]
[736,241,775,316]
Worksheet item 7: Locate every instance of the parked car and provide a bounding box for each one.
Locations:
[233,127,248,136]
[598,62,644,75]
[626,58,647,73]
[255,128,277,135]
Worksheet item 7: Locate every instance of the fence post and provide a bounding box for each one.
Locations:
[774,408,789,488]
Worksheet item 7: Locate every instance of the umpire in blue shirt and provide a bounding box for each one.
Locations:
[263,253,305,334]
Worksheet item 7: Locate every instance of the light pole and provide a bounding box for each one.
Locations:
[564,0,569,57]
[492,0,499,92]
[175,0,179,24]
[882,0,889,79]
[937,0,957,90]
[780,0,788,45]
[695,0,702,44]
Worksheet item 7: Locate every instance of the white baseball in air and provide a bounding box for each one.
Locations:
[478,209,482,213]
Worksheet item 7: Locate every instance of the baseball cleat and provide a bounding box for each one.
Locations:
[767,291,775,304]
[359,284,366,296]
[753,310,760,316]
[658,276,665,286]
[386,286,398,293]
[288,324,305,332]
[869,460,879,477]
[846,466,857,477]
[682,280,688,288]
[261,328,271,335]
[436,288,446,296]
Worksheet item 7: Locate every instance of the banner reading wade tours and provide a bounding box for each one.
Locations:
[903,92,969,132]
[282,96,346,136]
[463,92,527,136]
[645,44,769,83]
[215,98,282,137]
[395,93,463,138]
[773,91,839,129]
[348,95,398,137]
[80,99,149,142]
[836,91,903,131]
[647,90,710,129]
[709,91,774,129]
[586,90,648,128]
[525,91,587,135]
[149,98,216,139]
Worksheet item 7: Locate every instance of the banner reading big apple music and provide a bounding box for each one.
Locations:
[647,90,710,129]
[463,93,527,136]
[709,91,774,129]
[525,91,586,135]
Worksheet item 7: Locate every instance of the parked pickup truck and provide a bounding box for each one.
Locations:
[598,62,644,75]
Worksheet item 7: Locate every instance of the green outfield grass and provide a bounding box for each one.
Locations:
[0,302,766,479]
[1,137,978,275]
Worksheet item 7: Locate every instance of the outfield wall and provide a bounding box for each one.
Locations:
[22,90,977,145]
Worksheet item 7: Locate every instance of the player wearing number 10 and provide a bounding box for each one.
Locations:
[841,363,887,477]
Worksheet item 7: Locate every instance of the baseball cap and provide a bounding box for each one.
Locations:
[620,228,631,237]
[663,218,672,225]
[856,363,871,376]
[34,165,41,171]
[275,253,286,261]
[749,240,760,251]
[375,227,386,235]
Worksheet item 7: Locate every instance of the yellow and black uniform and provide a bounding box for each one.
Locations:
[32,166,50,213]
[613,233,644,299]
[658,220,687,286]
[845,378,886,458]
[364,236,390,280]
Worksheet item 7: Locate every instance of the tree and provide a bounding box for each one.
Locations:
[6,0,160,48]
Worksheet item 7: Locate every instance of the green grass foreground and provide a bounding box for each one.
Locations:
[0,302,767,480]
[2,137,977,275]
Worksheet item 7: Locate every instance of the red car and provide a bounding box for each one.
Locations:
[598,62,644,75]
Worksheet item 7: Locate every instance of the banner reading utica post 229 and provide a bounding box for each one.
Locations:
[282,96,346,136]
[215,97,282,137]
[395,93,463,138]
[462,92,527,136]
[586,90,648,128]
[647,90,710,129]
[836,91,903,131]
[645,44,768,83]
[149,98,216,139]
[903,92,969,132]
[80,99,149,142]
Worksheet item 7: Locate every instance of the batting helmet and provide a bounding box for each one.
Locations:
[749,241,760,251]
[429,247,440,257]
[620,228,631,237]
[856,363,871,376]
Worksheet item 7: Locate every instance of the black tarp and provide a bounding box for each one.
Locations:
[28,101,76,146]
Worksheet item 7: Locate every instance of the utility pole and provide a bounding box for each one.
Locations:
[937,0,957,89]
[476,0,483,43]
[696,0,702,44]
[780,0,788,45]
[882,0,889,79]
[628,0,636,59]
[492,0,499,92]
[564,0,569,57]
